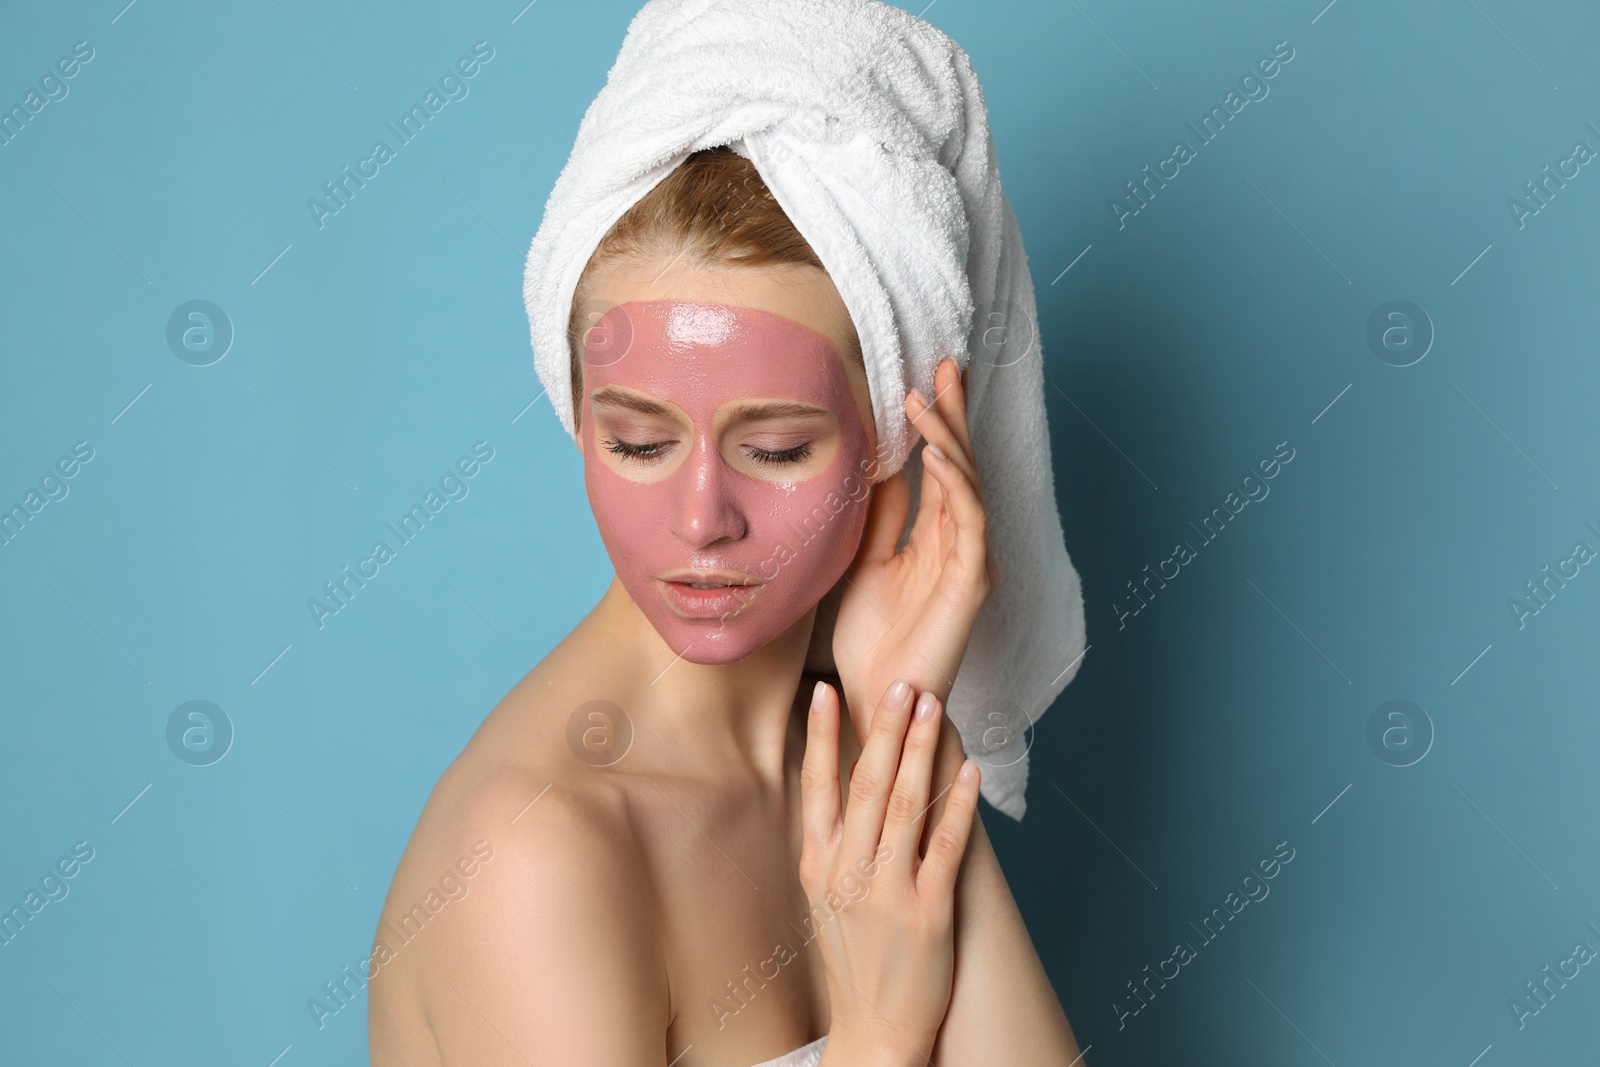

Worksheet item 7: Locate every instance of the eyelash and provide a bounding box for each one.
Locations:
[603,437,669,462]
[748,442,812,465]
[600,438,813,466]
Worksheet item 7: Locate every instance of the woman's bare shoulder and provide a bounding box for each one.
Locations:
[388,668,654,911]
[370,673,670,1063]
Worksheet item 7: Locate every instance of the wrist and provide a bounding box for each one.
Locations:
[841,676,954,730]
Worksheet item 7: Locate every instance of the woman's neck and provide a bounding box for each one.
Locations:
[578,575,824,786]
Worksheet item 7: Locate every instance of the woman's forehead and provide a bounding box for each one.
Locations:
[578,258,874,444]
[583,301,855,424]
[589,299,840,367]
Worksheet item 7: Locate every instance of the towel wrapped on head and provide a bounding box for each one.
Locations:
[523,0,1086,819]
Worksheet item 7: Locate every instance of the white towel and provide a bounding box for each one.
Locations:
[522,0,1086,819]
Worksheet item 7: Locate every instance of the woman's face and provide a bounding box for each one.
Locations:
[576,260,877,664]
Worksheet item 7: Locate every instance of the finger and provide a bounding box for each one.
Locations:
[924,357,976,470]
[839,679,917,866]
[906,385,981,495]
[915,758,980,904]
[800,681,842,873]
[928,358,972,463]
[850,470,910,570]
[882,691,944,862]
[903,441,950,551]
[922,443,991,585]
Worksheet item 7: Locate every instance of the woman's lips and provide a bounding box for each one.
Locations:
[657,578,760,619]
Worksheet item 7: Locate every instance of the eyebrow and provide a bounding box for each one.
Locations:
[588,387,674,416]
[588,387,830,422]
[721,400,832,422]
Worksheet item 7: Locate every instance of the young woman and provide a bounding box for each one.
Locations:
[368,148,1085,1066]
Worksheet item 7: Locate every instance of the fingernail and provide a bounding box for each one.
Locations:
[958,759,976,782]
[908,388,928,407]
[887,679,912,710]
[927,442,946,462]
[811,680,826,711]
[914,691,937,722]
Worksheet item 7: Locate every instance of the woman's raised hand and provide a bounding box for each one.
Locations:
[801,677,981,1066]
[831,357,995,745]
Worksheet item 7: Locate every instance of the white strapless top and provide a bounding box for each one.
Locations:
[747,1034,827,1067]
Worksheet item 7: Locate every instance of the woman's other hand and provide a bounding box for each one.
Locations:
[801,678,980,1065]
[831,357,995,747]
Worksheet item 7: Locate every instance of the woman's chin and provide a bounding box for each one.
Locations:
[645,613,797,667]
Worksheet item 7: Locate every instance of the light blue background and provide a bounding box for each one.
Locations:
[3,0,1597,1063]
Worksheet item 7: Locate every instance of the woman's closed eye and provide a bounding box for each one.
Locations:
[745,441,813,465]
[607,437,814,466]
[602,436,676,463]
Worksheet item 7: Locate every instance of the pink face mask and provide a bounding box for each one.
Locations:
[580,299,874,664]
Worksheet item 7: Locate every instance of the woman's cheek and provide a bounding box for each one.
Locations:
[754,426,874,603]
[585,452,638,564]
[759,477,871,611]
[586,460,664,568]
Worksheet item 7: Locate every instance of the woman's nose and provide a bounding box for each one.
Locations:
[668,437,747,548]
